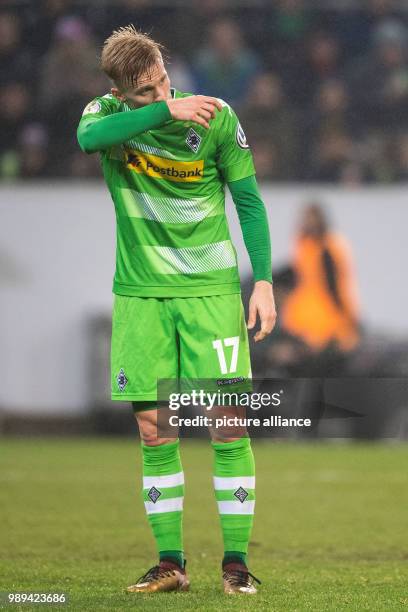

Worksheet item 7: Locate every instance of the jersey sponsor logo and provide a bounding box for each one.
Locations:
[125,149,204,182]
[82,100,101,115]
[236,123,249,149]
[186,127,201,153]
[127,153,142,168]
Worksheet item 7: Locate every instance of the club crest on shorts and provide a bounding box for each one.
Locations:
[116,368,128,392]
[186,127,201,153]
[234,486,249,503]
[148,486,162,503]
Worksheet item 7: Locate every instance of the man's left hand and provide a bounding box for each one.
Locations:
[247,280,277,342]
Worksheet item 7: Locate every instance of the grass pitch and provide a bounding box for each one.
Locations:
[1,438,408,611]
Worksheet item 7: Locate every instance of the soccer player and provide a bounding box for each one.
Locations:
[77,25,276,595]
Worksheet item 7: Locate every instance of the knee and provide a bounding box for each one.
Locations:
[211,435,253,457]
[211,429,249,443]
[133,405,175,446]
[211,435,246,443]
[136,416,174,446]
[142,435,177,447]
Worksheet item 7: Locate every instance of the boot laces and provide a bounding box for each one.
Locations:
[223,568,261,588]
[137,564,175,584]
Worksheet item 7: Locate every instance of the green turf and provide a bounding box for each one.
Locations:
[1,438,407,611]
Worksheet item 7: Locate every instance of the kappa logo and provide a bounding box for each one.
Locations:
[148,486,162,503]
[186,127,202,153]
[234,486,249,503]
[116,368,128,392]
[217,376,245,386]
[125,149,204,182]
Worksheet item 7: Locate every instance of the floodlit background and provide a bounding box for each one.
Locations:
[1,0,407,435]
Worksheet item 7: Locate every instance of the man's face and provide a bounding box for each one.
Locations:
[112,59,171,108]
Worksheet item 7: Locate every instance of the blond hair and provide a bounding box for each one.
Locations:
[101,24,164,90]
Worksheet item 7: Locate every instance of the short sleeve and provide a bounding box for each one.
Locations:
[215,101,255,183]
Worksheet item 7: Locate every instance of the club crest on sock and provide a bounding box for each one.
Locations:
[234,486,249,503]
[148,486,162,503]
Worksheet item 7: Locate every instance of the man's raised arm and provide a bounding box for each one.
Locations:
[77,95,222,154]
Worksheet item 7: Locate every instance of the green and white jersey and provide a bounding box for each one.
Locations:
[81,89,255,297]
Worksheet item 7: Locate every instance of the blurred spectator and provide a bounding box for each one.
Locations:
[294,31,343,105]
[0,82,34,179]
[0,121,49,181]
[239,73,299,179]
[392,133,408,181]
[262,1,311,103]
[307,130,354,183]
[86,0,173,52]
[87,0,152,39]
[370,0,396,21]
[348,19,408,129]
[251,140,280,182]
[273,0,311,44]
[24,0,77,59]
[38,15,108,172]
[308,79,353,136]
[303,79,362,181]
[0,82,32,151]
[69,149,102,178]
[282,204,360,353]
[194,19,261,105]
[0,12,35,84]
[339,161,370,187]
[3,3,408,181]
[167,56,196,94]
[193,0,229,19]
[333,0,398,60]
[39,16,105,110]
[18,124,50,179]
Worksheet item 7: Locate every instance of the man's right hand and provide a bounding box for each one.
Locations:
[166,95,223,129]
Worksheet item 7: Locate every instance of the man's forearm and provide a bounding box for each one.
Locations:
[77,100,172,154]
[228,175,272,283]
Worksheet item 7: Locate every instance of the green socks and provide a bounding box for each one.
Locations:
[142,439,184,568]
[212,437,255,567]
[141,437,255,570]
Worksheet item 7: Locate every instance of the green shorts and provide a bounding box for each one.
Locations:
[111,293,251,402]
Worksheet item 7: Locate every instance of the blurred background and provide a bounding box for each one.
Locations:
[1,0,408,438]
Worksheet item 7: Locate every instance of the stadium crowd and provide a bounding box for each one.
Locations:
[2,0,408,183]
